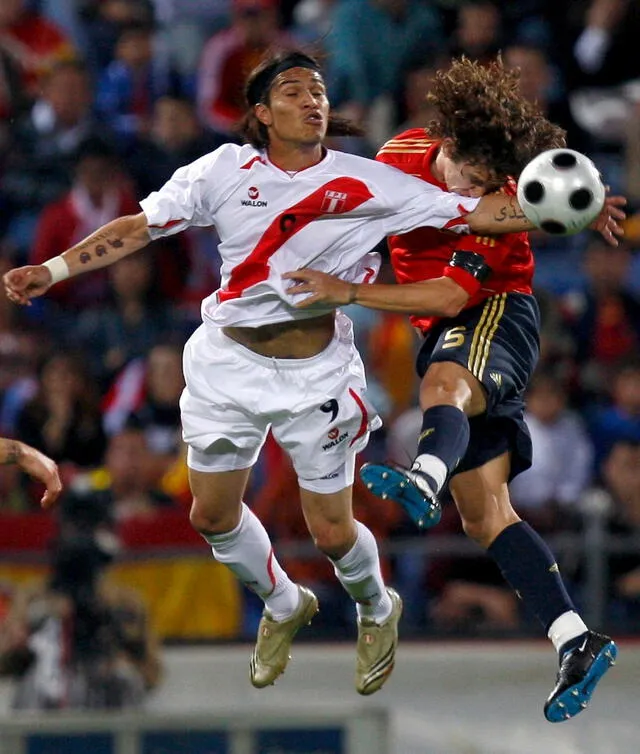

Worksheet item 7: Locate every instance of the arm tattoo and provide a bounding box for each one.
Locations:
[75,233,124,262]
[74,230,111,253]
[2,441,22,465]
[495,197,527,222]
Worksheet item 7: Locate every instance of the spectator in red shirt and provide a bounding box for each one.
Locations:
[197,0,295,137]
[31,139,140,312]
[0,0,76,97]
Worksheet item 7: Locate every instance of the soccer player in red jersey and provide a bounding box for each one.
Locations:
[285,57,622,721]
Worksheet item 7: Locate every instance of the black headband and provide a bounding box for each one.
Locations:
[246,54,322,106]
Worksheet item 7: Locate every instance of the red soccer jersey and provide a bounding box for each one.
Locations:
[376,129,534,333]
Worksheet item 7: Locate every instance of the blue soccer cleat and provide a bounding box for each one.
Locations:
[359,462,441,529]
[544,631,617,722]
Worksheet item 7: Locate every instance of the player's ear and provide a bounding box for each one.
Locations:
[441,137,455,157]
[255,103,272,128]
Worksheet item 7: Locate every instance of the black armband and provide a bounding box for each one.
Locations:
[448,251,492,282]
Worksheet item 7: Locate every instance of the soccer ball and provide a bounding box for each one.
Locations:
[516,148,605,235]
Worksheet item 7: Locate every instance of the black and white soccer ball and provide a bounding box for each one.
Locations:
[516,148,605,236]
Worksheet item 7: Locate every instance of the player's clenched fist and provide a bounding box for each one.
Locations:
[3,265,54,306]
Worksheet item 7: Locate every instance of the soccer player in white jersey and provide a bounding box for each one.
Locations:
[2,51,624,695]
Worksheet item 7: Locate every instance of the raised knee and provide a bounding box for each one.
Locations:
[311,522,356,559]
[189,497,240,536]
[421,375,472,413]
[461,515,493,547]
[188,502,215,535]
[461,510,519,549]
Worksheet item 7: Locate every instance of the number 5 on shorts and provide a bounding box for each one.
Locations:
[442,325,465,349]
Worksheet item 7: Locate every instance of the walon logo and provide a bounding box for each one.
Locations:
[242,186,268,207]
[323,427,348,450]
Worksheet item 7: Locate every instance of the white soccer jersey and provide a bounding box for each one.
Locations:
[140,143,479,328]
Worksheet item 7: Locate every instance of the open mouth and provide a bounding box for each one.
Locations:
[304,113,323,125]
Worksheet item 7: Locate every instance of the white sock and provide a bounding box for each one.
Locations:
[547,610,589,654]
[412,453,448,494]
[332,521,392,623]
[203,503,299,621]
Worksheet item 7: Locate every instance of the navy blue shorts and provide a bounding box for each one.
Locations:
[416,292,540,481]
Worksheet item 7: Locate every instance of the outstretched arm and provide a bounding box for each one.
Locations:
[466,192,626,245]
[3,212,151,306]
[283,269,470,317]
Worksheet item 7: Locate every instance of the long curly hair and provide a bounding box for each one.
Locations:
[426,56,566,180]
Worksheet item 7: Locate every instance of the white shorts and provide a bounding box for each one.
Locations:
[181,311,382,494]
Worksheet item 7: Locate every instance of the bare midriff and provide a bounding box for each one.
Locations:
[222,312,335,358]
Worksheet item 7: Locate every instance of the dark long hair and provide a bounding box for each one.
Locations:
[236,50,364,149]
[426,56,566,180]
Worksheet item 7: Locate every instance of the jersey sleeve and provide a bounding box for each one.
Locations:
[140,146,232,239]
[376,166,480,237]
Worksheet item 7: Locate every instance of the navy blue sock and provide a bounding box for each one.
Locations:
[488,521,576,633]
[415,405,470,476]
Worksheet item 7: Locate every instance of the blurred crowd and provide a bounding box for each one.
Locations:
[0,0,638,695]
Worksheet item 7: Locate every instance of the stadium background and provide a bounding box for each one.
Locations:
[0,0,638,751]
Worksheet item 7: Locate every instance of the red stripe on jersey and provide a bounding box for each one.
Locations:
[219,177,374,302]
[348,388,368,447]
[149,218,182,230]
[241,156,266,170]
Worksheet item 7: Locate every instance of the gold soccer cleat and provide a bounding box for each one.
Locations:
[355,587,403,695]
[250,585,319,688]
